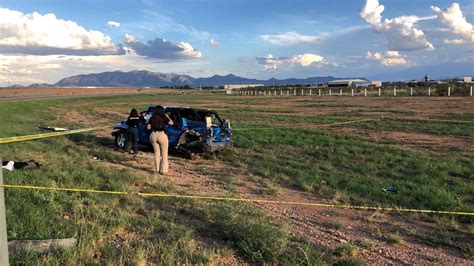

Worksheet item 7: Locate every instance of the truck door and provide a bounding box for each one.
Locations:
[165,109,181,144]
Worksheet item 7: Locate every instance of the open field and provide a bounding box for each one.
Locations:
[0,91,473,264]
[0,87,170,101]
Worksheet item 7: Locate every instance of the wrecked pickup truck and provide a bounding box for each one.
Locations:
[112,105,232,157]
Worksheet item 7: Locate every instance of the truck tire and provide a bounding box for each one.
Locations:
[114,131,130,150]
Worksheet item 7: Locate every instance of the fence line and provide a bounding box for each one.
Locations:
[235,86,474,97]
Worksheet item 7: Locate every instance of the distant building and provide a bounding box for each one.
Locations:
[464,76,472,83]
[370,81,382,87]
[224,84,264,94]
[224,84,264,90]
[327,79,370,88]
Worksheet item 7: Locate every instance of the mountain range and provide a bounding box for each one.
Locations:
[24,70,365,88]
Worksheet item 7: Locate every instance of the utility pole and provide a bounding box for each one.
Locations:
[0,158,9,265]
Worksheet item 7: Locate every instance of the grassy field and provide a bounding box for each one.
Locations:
[0,91,473,264]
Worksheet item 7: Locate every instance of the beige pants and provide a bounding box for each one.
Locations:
[150,131,169,174]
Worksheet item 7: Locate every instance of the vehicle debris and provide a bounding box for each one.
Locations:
[382,187,398,193]
[2,160,41,171]
[38,125,69,132]
[1,161,14,171]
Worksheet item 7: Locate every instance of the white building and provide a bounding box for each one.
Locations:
[464,77,472,83]
[224,84,264,94]
[327,79,370,88]
[224,84,264,90]
[370,81,382,87]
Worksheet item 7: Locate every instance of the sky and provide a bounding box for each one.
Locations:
[0,0,473,86]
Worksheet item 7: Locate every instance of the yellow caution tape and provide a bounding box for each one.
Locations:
[0,184,472,216]
[232,119,376,131]
[0,126,107,145]
[395,118,474,124]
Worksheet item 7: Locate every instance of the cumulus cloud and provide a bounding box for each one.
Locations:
[431,3,473,44]
[366,50,407,66]
[107,21,120,28]
[290,53,324,66]
[210,38,219,48]
[124,34,202,60]
[256,53,325,70]
[256,54,285,70]
[260,31,321,45]
[0,8,125,55]
[360,0,434,51]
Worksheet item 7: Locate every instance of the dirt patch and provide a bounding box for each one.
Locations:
[0,87,170,99]
[331,127,474,155]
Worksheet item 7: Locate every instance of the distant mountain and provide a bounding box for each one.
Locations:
[50,70,363,88]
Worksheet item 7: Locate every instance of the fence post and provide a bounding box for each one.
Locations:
[309,89,312,96]
[428,87,431,96]
[301,89,304,96]
[0,157,9,265]
[318,89,321,96]
[294,89,296,96]
[339,89,342,96]
[410,87,413,96]
[393,86,396,96]
[351,89,354,96]
[378,88,381,96]
[287,90,289,96]
[471,86,473,97]
[329,89,332,96]
[448,86,451,97]
[364,88,367,97]
[280,90,283,96]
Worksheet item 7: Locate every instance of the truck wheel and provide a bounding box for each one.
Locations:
[115,131,130,150]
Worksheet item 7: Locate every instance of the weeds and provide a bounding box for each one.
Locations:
[330,221,346,231]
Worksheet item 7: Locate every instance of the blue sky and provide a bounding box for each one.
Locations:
[1,0,473,85]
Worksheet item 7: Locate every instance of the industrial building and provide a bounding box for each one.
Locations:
[327,79,370,88]
[370,81,382,87]
[224,84,264,94]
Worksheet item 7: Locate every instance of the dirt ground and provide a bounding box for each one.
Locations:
[0,87,169,99]
[55,93,474,264]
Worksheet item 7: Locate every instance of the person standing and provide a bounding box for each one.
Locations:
[147,106,174,175]
[127,108,145,154]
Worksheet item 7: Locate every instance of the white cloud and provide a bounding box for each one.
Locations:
[0,8,124,55]
[366,50,407,66]
[107,21,120,28]
[366,51,382,60]
[444,38,469,44]
[256,53,325,70]
[124,34,202,60]
[431,3,473,44]
[210,38,219,48]
[260,31,321,45]
[290,53,324,66]
[256,54,284,70]
[360,0,434,51]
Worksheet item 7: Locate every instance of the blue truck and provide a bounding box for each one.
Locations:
[112,105,232,157]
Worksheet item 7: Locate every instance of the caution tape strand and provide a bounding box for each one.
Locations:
[0,184,472,216]
[0,126,108,144]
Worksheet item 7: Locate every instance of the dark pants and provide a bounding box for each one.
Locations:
[127,127,139,152]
